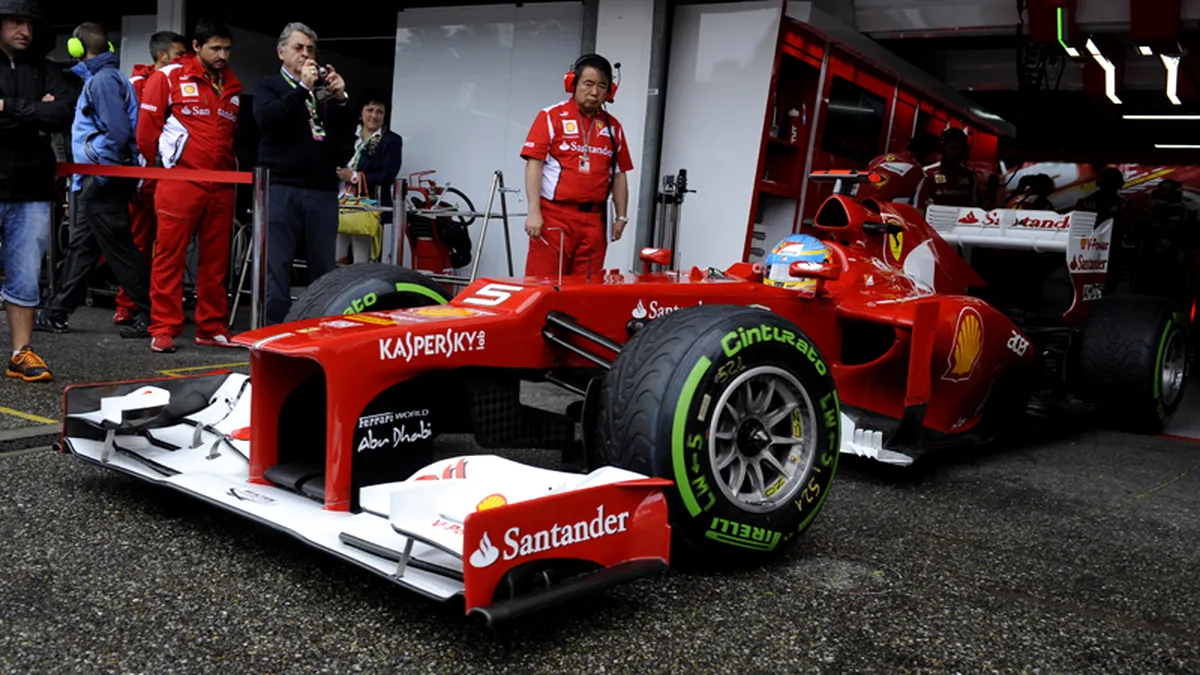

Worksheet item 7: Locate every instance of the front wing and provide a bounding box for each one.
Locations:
[59,372,671,624]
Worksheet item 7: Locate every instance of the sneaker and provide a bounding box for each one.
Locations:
[32,310,68,334]
[119,315,151,339]
[150,335,176,353]
[7,345,52,382]
[195,333,240,349]
[112,307,136,325]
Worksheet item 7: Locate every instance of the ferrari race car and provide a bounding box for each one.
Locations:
[59,170,1187,622]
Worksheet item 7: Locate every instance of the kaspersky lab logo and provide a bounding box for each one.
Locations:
[467,505,631,568]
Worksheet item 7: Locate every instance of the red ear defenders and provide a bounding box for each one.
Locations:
[563,54,619,103]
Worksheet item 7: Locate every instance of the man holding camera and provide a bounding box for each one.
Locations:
[253,22,353,325]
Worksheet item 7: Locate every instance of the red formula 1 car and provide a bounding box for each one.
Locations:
[59,171,1186,621]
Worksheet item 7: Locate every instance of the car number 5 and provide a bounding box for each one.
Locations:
[462,283,525,307]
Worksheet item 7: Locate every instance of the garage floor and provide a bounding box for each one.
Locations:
[1,307,1198,673]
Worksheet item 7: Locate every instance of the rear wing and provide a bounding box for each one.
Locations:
[925,205,1112,266]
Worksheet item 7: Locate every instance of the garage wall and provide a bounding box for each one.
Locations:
[391,3,585,279]
[657,0,783,271]
[119,15,157,77]
[594,0,655,271]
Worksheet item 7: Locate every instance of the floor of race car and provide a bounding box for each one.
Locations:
[1,307,1198,673]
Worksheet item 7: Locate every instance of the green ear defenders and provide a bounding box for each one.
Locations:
[67,32,114,59]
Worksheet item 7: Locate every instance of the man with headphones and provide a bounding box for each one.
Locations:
[520,53,634,279]
[36,22,152,339]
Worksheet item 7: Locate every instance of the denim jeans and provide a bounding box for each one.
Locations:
[0,200,51,308]
[265,184,338,325]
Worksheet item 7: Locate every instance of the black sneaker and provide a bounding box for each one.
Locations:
[33,310,68,334]
[119,314,151,339]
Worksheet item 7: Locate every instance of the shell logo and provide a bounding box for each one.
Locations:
[412,306,476,318]
[476,494,507,511]
[942,307,984,382]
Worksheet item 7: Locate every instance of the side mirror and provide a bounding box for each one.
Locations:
[789,260,841,282]
[640,247,673,273]
[789,260,841,297]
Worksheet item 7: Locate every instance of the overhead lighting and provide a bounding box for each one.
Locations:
[1139,46,1154,56]
[1161,54,1182,105]
[1124,114,1200,120]
[1155,144,1200,149]
[1057,8,1080,57]
[1087,38,1122,104]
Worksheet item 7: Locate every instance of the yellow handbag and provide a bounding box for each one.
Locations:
[337,173,382,260]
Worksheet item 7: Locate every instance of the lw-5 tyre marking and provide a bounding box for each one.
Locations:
[670,341,842,537]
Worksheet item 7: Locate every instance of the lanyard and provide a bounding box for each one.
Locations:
[281,67,326,141]
[579,114,594,158]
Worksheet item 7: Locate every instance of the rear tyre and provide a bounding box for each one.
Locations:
[284,263,451,322]
[593,305,841,568]
[1077,295,1189,433]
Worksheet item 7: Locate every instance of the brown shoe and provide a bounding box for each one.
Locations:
[7,345,52,382]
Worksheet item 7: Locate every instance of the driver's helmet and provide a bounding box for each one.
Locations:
[764,234,831,290]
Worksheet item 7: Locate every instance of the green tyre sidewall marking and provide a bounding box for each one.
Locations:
[667,315,841,557]
[342,281,448,315]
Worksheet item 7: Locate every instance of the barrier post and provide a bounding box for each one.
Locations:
[251,167,270,330]
[387,177,407,267]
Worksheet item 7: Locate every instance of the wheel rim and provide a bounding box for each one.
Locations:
[707,366,818,513]
[1160,329,1187,408]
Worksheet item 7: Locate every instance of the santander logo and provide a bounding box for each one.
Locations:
[467,505,631,569]
[631,299,700,321]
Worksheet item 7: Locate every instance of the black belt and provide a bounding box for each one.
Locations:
[552,200,601,213]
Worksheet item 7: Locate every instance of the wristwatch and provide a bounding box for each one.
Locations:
[615,215,628,223]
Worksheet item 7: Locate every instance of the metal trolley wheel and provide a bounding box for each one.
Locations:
[706,365,820,514]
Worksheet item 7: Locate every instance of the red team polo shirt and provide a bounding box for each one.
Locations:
[521,97,634,205]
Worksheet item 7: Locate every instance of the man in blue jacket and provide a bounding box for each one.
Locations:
[35,22,152,338]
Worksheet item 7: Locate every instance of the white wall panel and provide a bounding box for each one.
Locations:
[658,1,781,272]
[119,15,157,78]
[392,3,584,280]
[595,0,654,271]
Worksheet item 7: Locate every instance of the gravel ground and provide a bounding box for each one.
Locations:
[1,308,1198,673]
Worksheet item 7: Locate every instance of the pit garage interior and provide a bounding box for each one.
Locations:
[1,0,1198,671]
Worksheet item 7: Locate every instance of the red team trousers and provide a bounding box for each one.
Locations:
[151,180,234,338]
[524,199,607,280]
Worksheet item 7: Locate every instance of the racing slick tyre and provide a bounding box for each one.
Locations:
[284,263,451,322]
[1077,294,1189,433]
[593,305,841,568]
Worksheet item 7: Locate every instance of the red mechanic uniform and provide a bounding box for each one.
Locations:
[521,97,634,279]
[916,162,980,209]
[855,150,926,204]
[136,52,242,343]
[113,63,161,321]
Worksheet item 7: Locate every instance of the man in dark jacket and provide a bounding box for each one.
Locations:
[35,22,151,338]
[254,21,354,324]
[0,0,72,382]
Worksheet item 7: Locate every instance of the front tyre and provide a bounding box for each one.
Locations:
[594,305,841,567]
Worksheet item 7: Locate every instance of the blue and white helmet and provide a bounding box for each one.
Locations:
[764,234,831,290]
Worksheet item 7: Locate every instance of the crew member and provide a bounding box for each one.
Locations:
[916,128,979,208]
[521,53,633,279]
[36,22,151,338]
[137,18,242,353]
[111,30,186,326]
[855,131,939,204]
